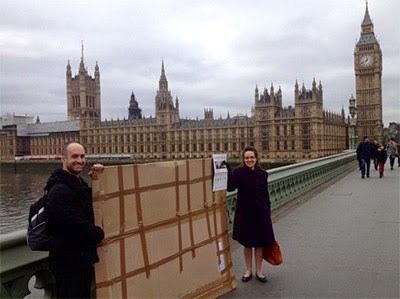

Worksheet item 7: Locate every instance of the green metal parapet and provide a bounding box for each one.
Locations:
[0,151,356,298]
[0,230,55,298]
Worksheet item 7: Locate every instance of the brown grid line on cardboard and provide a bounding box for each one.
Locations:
[92,159,236,298]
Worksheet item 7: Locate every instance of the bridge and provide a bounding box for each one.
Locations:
[1,152,399,298]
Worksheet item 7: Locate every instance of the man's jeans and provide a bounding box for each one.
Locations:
[361,158,371,177]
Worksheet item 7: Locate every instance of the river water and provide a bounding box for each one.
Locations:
[0,162,94,234]
[0,160,290,235]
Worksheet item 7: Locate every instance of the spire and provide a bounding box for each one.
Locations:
[255,85,260,102]
[161,60,165,76]
[81,40,84,62]
[130,91,136,104]
[295,79,299,90]
[362,1,373,26]
[66,60,71,76]
[159,60,168,90]
[79,40,85,72]
[312,77,317,89]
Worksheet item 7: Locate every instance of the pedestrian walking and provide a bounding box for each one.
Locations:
[372,139,379,171]
[376,143,387,178]
[397,142,400,168]
[224,146,275,283]
[356,136,374,178]
[45,142,105,298]
[386,138,397,170]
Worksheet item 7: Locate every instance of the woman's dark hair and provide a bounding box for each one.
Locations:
[240,146,259,168]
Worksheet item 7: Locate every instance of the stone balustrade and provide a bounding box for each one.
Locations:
[0,151,356,298]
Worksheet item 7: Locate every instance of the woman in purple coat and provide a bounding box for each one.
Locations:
[226,146,275,283]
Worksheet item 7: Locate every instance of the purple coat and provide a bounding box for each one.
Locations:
[227,165,275,247]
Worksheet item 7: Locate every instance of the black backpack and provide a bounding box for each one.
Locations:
[27,189,53,251]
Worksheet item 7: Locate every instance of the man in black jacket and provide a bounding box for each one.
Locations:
[45,142,104,298]
[356,136,374,179]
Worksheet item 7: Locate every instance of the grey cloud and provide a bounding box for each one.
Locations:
[0,0,398,124]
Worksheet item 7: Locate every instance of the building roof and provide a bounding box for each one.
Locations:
[362,4,373,26]
[357,32,378,45]
[17,119,80,136]
[171,116,254,129]
[94,117,157,127]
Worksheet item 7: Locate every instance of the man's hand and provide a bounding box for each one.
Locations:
[88,164,105,178]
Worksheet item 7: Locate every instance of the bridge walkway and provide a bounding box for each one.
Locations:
[223,165,399,298]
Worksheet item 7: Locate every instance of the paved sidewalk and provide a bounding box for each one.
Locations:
[222,164,399,298]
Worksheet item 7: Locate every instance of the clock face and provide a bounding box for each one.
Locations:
[360,55,373,67]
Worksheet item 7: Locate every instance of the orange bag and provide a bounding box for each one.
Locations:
[262,241,283,266]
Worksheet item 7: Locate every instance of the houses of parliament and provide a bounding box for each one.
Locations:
[0,4,383,162]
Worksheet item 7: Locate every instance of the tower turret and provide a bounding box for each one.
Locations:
[294,80,299,100]
[128,91,142,120]
[66,60,72,76]
[66,44,101,122]
[312,77,317,91]
[255,85,259,103]
[155,61,179,124]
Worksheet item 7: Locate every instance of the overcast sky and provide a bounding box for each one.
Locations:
[1,0,399,125]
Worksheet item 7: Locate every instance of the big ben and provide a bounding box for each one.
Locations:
[354,2,383,142]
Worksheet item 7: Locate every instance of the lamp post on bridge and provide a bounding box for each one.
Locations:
[349,94,358,149]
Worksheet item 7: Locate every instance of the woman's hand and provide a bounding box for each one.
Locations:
[220,161,231,172]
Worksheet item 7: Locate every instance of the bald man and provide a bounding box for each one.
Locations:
[45,142,104,298]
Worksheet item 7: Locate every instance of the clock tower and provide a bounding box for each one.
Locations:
[354,2,383,142]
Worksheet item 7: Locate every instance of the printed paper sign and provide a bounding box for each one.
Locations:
[218,242,226,272]
[213,154,227,191]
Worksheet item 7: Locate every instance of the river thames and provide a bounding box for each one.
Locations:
[0,160,290,235]
[0,162,94,234]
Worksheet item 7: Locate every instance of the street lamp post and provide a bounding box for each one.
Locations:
[349,94,358,149]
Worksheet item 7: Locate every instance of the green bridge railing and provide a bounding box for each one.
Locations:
[0,151,357,298]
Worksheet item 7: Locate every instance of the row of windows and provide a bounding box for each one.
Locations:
[0,149,14,155]
[83,130,253,143]
[31,135,78,146]
[87,128,251,139]
[359,45,374,51]
[84,124,317,143]
[261,140,310,151]
[262,124,310,136]
[72,95,96,108]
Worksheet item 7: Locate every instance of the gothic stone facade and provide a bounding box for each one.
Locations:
[78,61,347,161]
[1,58,348,162]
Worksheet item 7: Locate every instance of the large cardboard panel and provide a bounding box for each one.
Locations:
[92,159,236,298]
